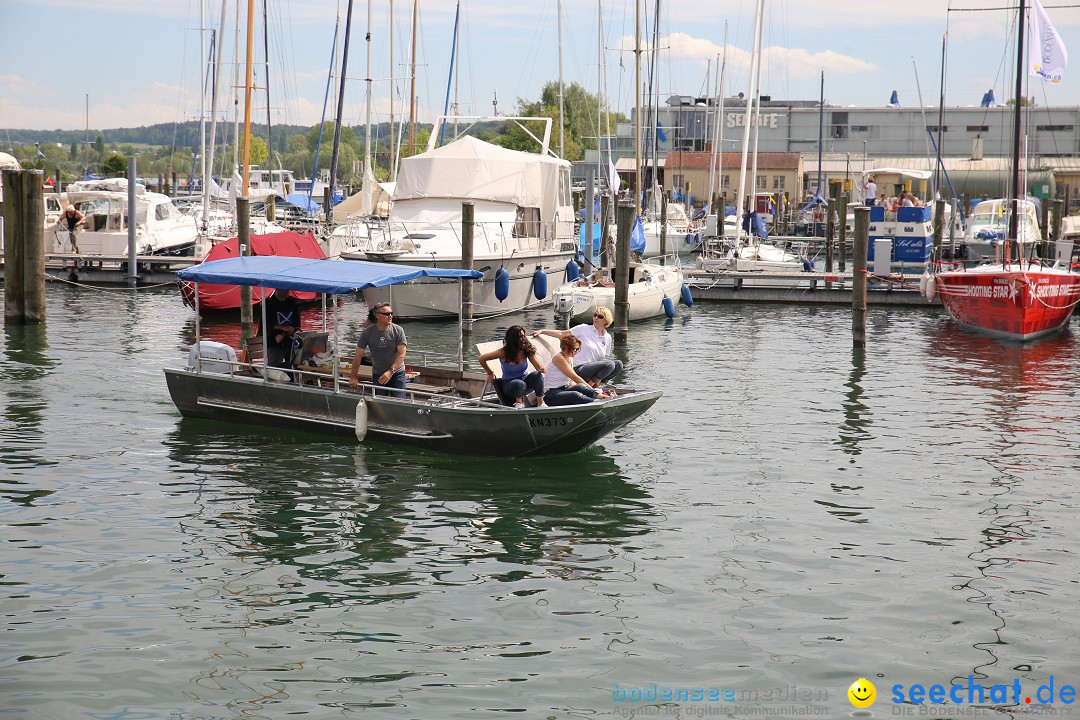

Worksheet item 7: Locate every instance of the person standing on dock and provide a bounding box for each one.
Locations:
[864,176,877,206]
[57,203,85,253]
[350,302,408,398]
[531,306,623,388]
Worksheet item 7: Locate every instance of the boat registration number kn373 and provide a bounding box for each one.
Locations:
[529,416,573,428]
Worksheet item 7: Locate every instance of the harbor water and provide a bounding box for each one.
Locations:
[2,286,1079,719]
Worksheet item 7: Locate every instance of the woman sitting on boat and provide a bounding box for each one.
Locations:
[478,325,546,409]
[531,306,623,388]
[543,335,615,406]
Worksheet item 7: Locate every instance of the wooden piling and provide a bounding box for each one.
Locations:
[127,157,138,287]
[237,197,253,348]
[614,203,633,343]
[323,187,332,224]
[266,194,276,222]
[600,195,612,269]
[461,202,474,324]
[852,206,870,348]
[2,170,46,324]
[837,193,848,272]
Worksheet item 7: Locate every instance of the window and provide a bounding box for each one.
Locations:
[773,175,785,190]
[756,175,767,190]
[830,125,848,139]
[721,175,731,189]
[1037,124,1073,131]
[927,126,948,133]
[672,174,685,189]
[966,125,989,132]
[851,125,870,133]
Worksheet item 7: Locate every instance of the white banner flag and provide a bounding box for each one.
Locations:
[608,159,620,193]
[1030,0,1068,83]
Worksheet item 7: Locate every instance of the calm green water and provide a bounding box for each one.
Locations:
[2,286,1079,720]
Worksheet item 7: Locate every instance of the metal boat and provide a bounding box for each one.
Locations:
[167,256,661,456]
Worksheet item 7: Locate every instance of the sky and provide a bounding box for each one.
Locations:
[2,0,1080,136]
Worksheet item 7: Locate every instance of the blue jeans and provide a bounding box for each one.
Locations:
[499,371,544,404]
[374,368,407,398]
[574,359,623,385]
[545,383,598,406]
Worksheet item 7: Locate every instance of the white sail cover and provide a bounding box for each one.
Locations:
[393,136,569,220]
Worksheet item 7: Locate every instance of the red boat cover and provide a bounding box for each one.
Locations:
[181,230,326,311]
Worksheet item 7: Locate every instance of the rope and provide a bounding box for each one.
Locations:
[43,273,178,291]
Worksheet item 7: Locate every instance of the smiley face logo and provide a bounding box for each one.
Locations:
[848,678,876,708]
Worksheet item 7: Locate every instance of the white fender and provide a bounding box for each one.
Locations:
[926,275,937,303]
[354,398,368,441]
[919,270,930,298]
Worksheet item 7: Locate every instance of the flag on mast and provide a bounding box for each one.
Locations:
[1030,0,1068,83]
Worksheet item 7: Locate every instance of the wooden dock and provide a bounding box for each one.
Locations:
[684,268,939,306]
[0,253,200,285]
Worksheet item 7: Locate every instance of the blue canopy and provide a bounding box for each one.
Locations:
[177,256,483,294]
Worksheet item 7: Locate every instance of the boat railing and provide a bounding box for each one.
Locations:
[642,253,683,269]
[380,217,568,256]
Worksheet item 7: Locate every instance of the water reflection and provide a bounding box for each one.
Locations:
[0,324,57,502]
[163,424,654,598]
[836,347,872,457]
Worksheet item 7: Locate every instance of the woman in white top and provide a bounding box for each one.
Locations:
[530,306,623,387]
[543,335,615,406]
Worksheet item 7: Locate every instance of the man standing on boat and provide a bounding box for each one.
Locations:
[263,287,301,371]
[350,302,408,398]
[531,306,623,388]
[57,202,85,253]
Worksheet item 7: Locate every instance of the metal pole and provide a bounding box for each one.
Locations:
[238,197,253,348]
[933,199,945,262]
[461,201,474,371]
[584,164,596,272]
[614,202,633,342]
[837,193,848,272]
[852,206,870,348]
[127,156,138,287]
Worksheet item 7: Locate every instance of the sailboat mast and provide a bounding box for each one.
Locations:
[634,0,642,218]
[330,0,356,211]
[707,27,726,211]
[263,0,279,196]
[204,0,228,233]
[749,6,766,217]
[408,0,418,156]
[365,0,373,175]
[389,0,396,179]
[734,0,764,241]
[198,0,207,200]
[439,1,461,147]
[1009,0,1026,248]
[242,0,255,192]
[558,0,565,157]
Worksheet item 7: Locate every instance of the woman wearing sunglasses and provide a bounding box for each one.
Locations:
[349,302,408,397]
[543,335,615,406]
[530,306,623,388]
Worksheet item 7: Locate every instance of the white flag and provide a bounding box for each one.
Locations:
[608,159,619,192]
[1030,0,1068,83]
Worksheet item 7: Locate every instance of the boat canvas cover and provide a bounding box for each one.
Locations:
[393,136,568,221]
[188,230,326,310]
[178,256,482,294]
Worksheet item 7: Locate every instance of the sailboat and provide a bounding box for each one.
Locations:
[931,0,1080,342]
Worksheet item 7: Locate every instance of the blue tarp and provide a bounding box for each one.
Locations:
[177,256,482,294]
[741,212,768,240]
[281,193,322,212]
[631,217,646,254]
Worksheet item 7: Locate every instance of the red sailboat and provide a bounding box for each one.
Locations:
[932,0,1080,342]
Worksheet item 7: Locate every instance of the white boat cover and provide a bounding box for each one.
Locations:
[393,136,569,220]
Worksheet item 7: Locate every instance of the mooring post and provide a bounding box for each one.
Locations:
[600,195,612,271]
[837,193,848,273]
[3,170,46,325]
[852,206,870,348]
[1052,198,1065,263]
[127,157,138,287]
[460,201,474,370]
[614,203,633,343]
[266,194,276,222]
[237,197,253,349]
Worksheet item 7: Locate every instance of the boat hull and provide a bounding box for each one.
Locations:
[934,264,1080,341]
[164,368,660,457]
[552,265,685,323]
[359,252,572,319]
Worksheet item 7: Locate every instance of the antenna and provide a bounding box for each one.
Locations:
[492,89,499,117]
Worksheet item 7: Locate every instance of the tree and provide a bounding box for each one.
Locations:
[101,152,127,176]
[508,81,627,161]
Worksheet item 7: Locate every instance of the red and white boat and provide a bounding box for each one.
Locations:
[929,0,1080,343]
[931,261,1080,342]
